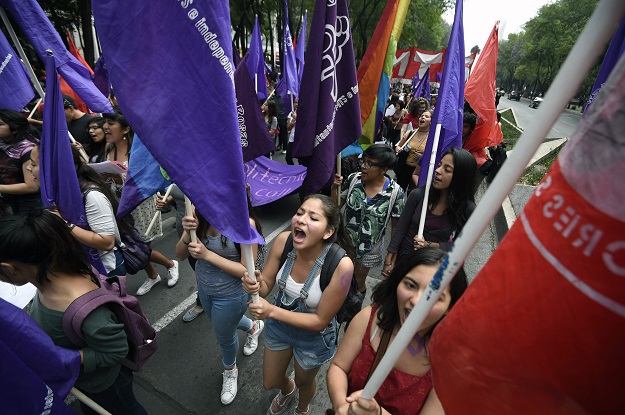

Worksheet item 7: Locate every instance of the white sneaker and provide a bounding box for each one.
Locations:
[221,367,238,405]
[166,260,179,287]
[243,320,264,356]
[136,275,161,296]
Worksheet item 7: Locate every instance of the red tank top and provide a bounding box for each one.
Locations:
[347,305,433,415]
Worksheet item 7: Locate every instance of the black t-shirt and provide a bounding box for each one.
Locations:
[68,113,95,148]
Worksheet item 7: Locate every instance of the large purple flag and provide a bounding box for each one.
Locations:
[237,54,276,162]
[293,0,361,196]
[247,15,268,100]
[417,0,464,186]
[0,30,34,111]
[92,54,110,97]
[244,156,307,206]
[583,16,625,114]
[413,67,431,101]
[117,136,170,218]
[39,53,107,274]
[282,0,299,97]
[295,11,308,86]
[0,298,80,415]
[0,0,112,113]
[92,1,262,244]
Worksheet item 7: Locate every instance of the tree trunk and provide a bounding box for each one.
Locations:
[79,0,95,67]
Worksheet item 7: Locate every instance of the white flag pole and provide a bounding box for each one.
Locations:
[145,184,173,237]
[27,98,43,119]
[0,8,45,99]
[416,123,442,238]
[70,388,112,415]
[361,0,625,401]
[336,153,342,205]
[242,244,260,303]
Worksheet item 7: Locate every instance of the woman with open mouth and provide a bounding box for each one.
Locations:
[327,248,468,415]
[384,148,477,277]
[243,194,354,415]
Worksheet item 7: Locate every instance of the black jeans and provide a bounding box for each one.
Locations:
[79,366,147,415]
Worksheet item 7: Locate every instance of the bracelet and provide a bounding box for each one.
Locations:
[426,241,432,248]
[384,263,392,266]
[67,222,76,231]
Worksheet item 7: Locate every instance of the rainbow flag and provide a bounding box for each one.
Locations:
[357,0,410,148]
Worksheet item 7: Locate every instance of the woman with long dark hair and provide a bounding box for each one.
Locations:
[0,209,147,414]
[394,109,433,190]
[384,148,477,276]
[102,109,179,295]
[0,109,41,215]
[175,201,264,406]
[243,194,354,415]
[327,249,468,415]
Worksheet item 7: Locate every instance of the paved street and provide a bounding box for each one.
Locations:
[497,95,582,138]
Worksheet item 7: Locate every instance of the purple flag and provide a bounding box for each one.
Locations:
[0,0,112,113]
[282,0,299,97]
[413,67,431,101]
[295,11,308,86]
[117,136,170,218]
[237,54,277,162]
[247,15,268,100]
[436,72,443,83]
[0,298,80,415]
[293,0,361,196]
[39,53,107,274]
[244,156,307,206]
[0,30,34,111]
[275,76,293,114]
[584,16,625,114]
[417,0,464,186]
[92,1,262,244]
[92,54,110,97]
[411,71,420,92]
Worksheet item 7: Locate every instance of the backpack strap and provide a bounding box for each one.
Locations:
[319,243,347,292]
[375,183,400,243]
[62,288,122,348]
[278,233,346,292]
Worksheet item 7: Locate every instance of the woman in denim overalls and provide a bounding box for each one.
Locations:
[244,195,354,415]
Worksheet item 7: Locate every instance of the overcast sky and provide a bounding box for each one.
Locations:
[443,0,552,55]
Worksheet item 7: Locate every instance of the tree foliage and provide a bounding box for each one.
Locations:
[496,0,601,102]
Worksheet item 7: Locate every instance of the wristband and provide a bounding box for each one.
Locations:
[426,241,432,248]
[67,222,76,231]
[384,263,392,266]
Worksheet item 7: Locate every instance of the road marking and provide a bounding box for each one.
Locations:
[152,219,292,332]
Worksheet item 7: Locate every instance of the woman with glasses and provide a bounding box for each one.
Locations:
[72,117,107,163]
[331,144,405,306]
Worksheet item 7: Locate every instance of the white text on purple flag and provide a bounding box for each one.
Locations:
[177,0,234,83]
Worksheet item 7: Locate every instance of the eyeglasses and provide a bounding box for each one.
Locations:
[360,158,385,170]
[86,126,102,132]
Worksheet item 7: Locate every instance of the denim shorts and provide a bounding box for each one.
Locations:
[264,316,337,371]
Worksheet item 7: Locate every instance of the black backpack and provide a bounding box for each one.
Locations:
[279,234,361,325]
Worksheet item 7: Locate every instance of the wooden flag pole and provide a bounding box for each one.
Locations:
[361,0,625,401]
[336,153,342,205]
[183,195,197,243]
[71,388,112,415]
[416,123,442,238]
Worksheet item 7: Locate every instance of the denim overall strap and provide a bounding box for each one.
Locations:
[277,248,297,292]
[277,242,333,302]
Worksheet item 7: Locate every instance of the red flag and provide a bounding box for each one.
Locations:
[66,30,93,75]
[429,56,625,414]
[464,23,499,157]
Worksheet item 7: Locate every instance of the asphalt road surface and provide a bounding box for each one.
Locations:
[497,96,582,139]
